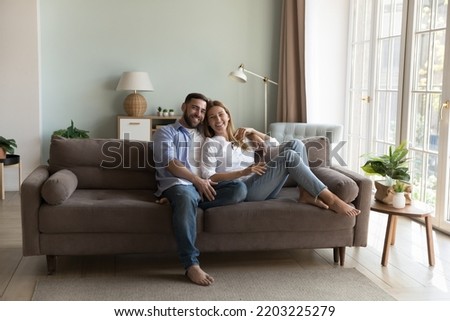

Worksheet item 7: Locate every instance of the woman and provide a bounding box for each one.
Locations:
[201,100,360,217]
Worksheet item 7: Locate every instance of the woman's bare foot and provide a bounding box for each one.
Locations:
[327,198,361,217]
[318,189,361,217]
[298,188,329,209]
[186,265,214,286]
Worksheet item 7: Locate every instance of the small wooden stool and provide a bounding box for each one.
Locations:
[370,199,434,266]
[0,154,22,200]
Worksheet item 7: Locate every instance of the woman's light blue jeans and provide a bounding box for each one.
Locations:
[162,180,246,270]
[244,139,326,201]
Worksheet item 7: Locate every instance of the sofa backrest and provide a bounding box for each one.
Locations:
[269,122,344,168]
[269,122,343,144]
[48,137,156,190]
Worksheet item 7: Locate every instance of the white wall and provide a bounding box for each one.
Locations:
[305,0,350,125]
[0,0,351,191]
[0,0,40,191]
[39,0,282,162]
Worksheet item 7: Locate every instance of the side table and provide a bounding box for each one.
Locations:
[0,154,22,200]
[370,199,434,266]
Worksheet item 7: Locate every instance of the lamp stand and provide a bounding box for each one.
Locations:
[123,92,147,117]
[229,64,278,133]
[263,79,268,133]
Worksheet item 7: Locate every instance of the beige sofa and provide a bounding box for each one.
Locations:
[21,123,372,274]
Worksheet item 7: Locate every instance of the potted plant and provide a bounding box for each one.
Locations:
[0,136,17,159]
[162,109,169,117]
[169,109,175,116]
[361,141,411,204]
[157,106,162,116]
[52,120,90,139]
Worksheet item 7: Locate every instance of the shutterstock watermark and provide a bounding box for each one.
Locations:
[98,138,348,170]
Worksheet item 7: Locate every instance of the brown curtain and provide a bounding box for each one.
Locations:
[277,0,307,122]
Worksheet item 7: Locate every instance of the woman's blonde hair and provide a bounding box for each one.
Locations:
[204,100,250,150]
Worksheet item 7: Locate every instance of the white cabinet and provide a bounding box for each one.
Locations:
[117,116,177,141]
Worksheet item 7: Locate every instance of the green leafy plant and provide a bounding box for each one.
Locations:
[393,180,406,193]
[0,136,17,154]
[169,109,174,113]
[157,106,162,112]
[52,120,90,139]
[361,141,410,184]
[163,109,168,113]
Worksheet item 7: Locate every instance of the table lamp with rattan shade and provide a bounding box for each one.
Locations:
[116,71,154,117]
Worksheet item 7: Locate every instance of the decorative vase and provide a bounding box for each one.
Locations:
[392,192,406,209]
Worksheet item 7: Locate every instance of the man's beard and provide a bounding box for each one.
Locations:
[183,113,200,129]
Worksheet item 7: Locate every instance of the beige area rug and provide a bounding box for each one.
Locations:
[32,265,394,301]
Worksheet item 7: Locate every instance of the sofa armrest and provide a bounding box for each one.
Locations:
[20,165,50,256]
[330,165,373,247]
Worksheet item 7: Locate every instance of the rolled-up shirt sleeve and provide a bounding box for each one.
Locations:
[152,127,175,168]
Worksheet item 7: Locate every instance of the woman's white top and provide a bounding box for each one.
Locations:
[201,135,279,180]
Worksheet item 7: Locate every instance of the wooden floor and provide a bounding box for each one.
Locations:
[1,191,450,301]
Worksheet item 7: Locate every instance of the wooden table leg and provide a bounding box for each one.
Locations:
[425,216,435,266]
[390,215,398,245]
[0,163,4,200]
[382,214,395,266]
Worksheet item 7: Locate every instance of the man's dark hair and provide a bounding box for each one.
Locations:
[184,93,210,105]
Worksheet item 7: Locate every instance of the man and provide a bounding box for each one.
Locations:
[153,93,247,286]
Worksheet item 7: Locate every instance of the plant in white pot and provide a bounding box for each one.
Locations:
[392,180,407,208]
[361,141,411,204]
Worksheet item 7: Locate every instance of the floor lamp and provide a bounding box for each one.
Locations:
[229,64,278,133]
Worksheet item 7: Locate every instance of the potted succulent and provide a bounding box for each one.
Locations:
[0,136,17,159]
[169,109,175,116]
[157,106,162,116]
[162,109,169,117]
[52,120,90,139]
[361,141,411,204]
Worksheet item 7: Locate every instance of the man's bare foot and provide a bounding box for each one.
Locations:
[298,188,329,209]
[156,197,169,205]
[186,265,214,286]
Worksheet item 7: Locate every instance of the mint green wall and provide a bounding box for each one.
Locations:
[40,0,281,160]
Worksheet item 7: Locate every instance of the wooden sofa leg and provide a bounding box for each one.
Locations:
[333,248,339,263]
[333,247,346,266]
[46,255,56,275]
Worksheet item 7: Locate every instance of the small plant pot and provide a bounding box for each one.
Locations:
[163,112,169,117]
[392,192,406,208]
[169,112,175,116]
[157,112,162,117]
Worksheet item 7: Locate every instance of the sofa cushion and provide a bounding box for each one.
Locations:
[39,189,204,234]
[41,169,78,205]
[312,167,359,203]
[204,187,356,234]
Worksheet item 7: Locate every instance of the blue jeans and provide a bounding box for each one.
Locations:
[162,180,246,270]
[244,139,326,201]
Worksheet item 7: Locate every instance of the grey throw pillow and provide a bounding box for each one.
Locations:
[41,169,78,205]
[312,167,359,203]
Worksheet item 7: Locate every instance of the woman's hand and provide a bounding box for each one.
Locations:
[234,127,254,141]
[242,163,266,176]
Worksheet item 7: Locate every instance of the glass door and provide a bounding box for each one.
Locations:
[404,0,450,231]
[345,0,375,170]
[346,0,450,233]
[346,0,405,169]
